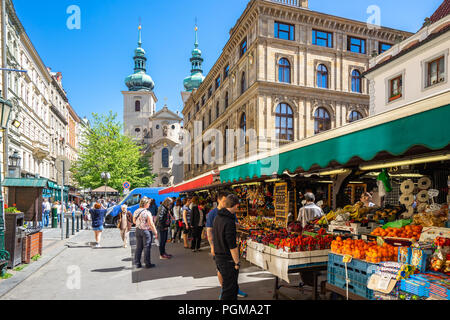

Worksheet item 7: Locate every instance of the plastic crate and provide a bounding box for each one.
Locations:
[327,272,374,300]
[327,253,376,285]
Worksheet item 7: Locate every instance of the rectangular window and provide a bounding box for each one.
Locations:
[379,42,392,54]
[312,29,333,48]
[224,65,229,79]
[208,86,213,98]
[240,38,247,58]
[389,76,402,102]
[348,36,366,54]
[215,76,221,89]
[201,95,205,106]
[427,56,445,87]
[196,103,200,113]
[275,22,295,41]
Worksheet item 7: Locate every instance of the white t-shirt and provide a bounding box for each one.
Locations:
[173,206,181,220]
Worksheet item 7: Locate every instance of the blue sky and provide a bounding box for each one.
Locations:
[13,0,442,123]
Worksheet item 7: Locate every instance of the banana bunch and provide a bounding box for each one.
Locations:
[350,208,361,221]
[317,210,337,225]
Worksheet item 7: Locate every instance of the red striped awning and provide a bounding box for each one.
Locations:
[159,171,218,195]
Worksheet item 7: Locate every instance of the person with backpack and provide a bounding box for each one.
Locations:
[156,198,174,260]
[133,197,158,269]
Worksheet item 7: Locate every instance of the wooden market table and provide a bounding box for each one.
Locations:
[273,263,327,300]
[325,282,369,300]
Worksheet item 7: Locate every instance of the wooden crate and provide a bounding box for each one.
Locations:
[22,232,43,264]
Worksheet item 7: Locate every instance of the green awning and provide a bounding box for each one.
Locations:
[220,104,450,183]
[2,178,49,188]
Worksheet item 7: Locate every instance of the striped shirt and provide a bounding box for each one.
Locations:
[297,203,324,228]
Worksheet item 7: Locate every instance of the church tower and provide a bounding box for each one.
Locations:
[122,25,158,140]
[181,25,205,103]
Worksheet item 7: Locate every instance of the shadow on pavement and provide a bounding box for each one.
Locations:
[91,266,132,273]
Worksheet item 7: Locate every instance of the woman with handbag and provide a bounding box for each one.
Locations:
[133,197,158,269]
[117,204,133,248]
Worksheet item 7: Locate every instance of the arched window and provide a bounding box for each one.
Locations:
[351,70,362,93]
[135,128,141,134]
[162,148,169,168]
[241,72,246,95]
[317,64,328,88]
[314,107,331,134]
[275,103,294,141]
[135,100,141,112]
[240,113,246,147]
[349,110,363,123]
[224,126,228,161]
[225,92,229,109]
[278,58,291,83]
[161,176,169,185]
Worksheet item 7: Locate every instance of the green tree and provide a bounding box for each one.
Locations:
[71,112,156,193]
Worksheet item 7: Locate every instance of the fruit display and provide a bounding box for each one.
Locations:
[317,202,374,225]
[238,216,284,231]
[371,225,423,241]
[373,206,403,222]
[331,237,399,263]
[287,221,303,233]
[249,228,333,252]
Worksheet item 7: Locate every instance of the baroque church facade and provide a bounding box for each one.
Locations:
[123,25,183,188]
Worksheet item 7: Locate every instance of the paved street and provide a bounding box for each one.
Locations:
[1,228,327,300]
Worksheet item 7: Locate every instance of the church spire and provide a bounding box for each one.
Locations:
[125,24,155,92]
[183,24,205,92]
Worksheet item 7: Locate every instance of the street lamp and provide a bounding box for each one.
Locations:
[101,172,111,200]
[0,91,12,275]
[8,151,21,178]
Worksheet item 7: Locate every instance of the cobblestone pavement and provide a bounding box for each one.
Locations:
[2,228,327,300]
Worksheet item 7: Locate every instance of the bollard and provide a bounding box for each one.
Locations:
[72,216,75,235]
[76,215,80,232]
[66,217,70,239]
[81,213,83,230]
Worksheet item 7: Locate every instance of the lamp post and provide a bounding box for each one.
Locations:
[0,91,12,274]
[8,151,21,178]
[101,172,110,201]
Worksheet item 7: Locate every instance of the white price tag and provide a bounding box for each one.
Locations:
[377,274,392,291]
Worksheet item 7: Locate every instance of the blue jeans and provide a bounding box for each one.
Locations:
[135,228,153,267]
[43,210,50,227]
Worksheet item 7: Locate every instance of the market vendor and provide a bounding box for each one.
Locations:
[360,192,376,208]
[297,193,324,228]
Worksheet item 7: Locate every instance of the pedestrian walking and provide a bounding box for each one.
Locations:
[172,198,183,243]
[43,198,51,228]
[133,197,158,269]
[117,204,133,248]
[90,203,107,248]
[190,196,206,252]
[213,194,242,300]
[156,198,174,260]
[181,198,192,249]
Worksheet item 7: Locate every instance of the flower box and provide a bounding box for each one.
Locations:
[22,231,43,264]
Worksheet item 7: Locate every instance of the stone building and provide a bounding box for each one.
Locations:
[0,0,82,202]
[181,0,413,181]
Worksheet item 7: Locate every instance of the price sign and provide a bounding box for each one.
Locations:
[377,274,392,291]
[342,255,353,263]
[377,236,385,247]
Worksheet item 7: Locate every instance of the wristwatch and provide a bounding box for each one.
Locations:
[235,262,241,267]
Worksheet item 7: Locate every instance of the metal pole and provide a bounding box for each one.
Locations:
[66,217,69,239]
[61,160,65,240]
[71,215,74,235]
[76,214,79,232]
[0,0,7,253]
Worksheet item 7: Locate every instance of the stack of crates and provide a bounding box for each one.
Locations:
[327,253,377,300]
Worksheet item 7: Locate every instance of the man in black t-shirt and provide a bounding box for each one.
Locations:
[213,194,241,300]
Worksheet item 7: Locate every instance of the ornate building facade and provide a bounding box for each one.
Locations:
[181,0,413,181]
